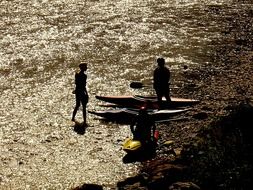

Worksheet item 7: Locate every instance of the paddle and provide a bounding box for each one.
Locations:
[130,81,152,89]
[130,81,179,89]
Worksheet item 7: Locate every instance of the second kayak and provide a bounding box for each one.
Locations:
[95,95,199,109]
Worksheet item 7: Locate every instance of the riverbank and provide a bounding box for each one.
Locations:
[115,3,253,190]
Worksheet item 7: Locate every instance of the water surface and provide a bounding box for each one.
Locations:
[1,0,244,189]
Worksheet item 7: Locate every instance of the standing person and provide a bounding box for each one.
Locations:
[72,62,89,125]
[153,57,171,107]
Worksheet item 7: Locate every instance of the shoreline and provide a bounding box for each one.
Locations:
[115,2,253,190]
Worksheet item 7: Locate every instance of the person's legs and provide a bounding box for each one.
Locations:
[132,131,139,140]
[160,86,171,103]
[164,89,171,102]
[81,103,87,124]
[80,95,88,125]
[156,92,163,109]
[72,95,81,121]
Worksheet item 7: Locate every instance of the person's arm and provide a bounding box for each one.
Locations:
[153,69,158,89]
[152,123,156,136]
[130,118,136,133]
[75,72,78,83]
[72,73,78,94]
[150,115,156,135]
[167,67,171,83]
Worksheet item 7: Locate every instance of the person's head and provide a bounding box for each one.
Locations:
[79,62,87,71]
[139,106,148,115]
[157,57,165,67]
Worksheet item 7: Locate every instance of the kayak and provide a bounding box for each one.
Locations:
[95,95,199,109]
[96,95,140,106]
[88,108,188,123]
[88,108,137,123]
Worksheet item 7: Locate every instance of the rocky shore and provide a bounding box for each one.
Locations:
[74,2,253,190]
[115,3,253,190]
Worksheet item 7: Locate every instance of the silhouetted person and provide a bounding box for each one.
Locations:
[72,63,89,125]
[153,57,171,107]
[130,106,156,145]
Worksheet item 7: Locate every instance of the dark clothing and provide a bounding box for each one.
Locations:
[130,112,156,144]
[153,66,170,88]
[72,71,88,123]
[153,66,171,104]
[75,72,87,93]
[74,92,88,109]
[75,72,88,103]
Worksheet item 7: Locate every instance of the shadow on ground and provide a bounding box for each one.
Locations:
[73,121,87,135]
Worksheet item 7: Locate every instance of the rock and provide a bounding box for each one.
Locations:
[117,174,146,189]
[147,164,187,190]
[163,140,174,147]
[192,112,208,120]
[169,182,201,190]
[72,184,103,190]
